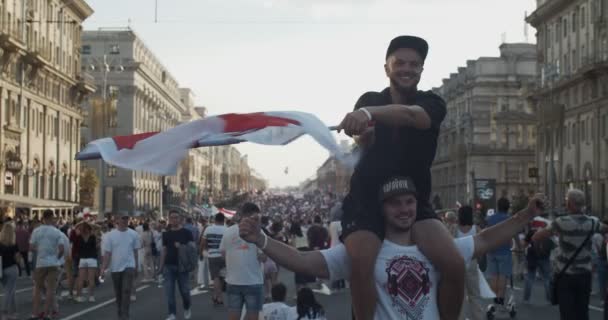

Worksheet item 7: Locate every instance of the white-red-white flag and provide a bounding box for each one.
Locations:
[76,111,341,175]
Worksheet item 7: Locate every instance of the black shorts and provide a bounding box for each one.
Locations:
[340,193,438,241]
[208,257,226,279]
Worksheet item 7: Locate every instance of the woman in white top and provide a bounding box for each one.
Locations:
[455,205,484,320]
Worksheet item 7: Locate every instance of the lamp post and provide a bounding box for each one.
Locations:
[88,52,123,215]
[542,62,560,215]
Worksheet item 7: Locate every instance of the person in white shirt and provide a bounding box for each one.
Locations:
[202,213,227,305]
[262,283,291,320]
[220,202,265,320]
[239,176,546,319]
[100,214,141,320]
[30,210,65,319]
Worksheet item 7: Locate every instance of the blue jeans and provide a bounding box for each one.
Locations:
[163,265,191,315]
[594,257,608,299]
[486,254,512,277]
[523,258,551,302]
[226,284,264,313]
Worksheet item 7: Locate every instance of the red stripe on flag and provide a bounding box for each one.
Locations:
[219,113,301,133]
[112,132,159,151]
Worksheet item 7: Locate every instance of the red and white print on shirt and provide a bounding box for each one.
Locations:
[385,255,432,320]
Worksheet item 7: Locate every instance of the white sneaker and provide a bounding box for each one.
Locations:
[75,296,86,303]
[89,296,96,302]
[165,314,176,320]
[184,309,191,319]
[130,295,136,302]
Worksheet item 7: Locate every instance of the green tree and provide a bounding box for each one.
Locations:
[79,168,98,207]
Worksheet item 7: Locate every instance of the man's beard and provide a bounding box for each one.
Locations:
[390,77,418,97]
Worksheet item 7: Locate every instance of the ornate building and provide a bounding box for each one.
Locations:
[431,44,538,209]
[80,28,188,214]
[0,0,94,218]
[527,0,608,215]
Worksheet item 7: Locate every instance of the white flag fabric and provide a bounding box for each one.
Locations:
[76,111,342,175]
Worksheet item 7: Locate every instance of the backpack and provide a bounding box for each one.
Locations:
[532,235,555,260]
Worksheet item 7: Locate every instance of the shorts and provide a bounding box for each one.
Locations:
[486,254,513,277]
[79,258,98,269]
[208,257,226,279]
[226,284,264,312]
[34,266,59,290]
[341,193,438,241]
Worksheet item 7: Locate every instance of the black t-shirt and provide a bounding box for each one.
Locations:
[79,235,98,259]
[0,244,19,269]
[162,228,194,266]
[349,88,446,205]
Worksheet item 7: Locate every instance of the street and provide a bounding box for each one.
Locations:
[5,269,606,320]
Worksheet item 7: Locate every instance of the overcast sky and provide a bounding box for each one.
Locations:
[83,0,538,188]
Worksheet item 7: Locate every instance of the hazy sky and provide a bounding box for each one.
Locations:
[83,0,537,188]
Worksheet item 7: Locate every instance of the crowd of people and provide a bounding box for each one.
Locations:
[0,183,606,320]
[0,190,339,320]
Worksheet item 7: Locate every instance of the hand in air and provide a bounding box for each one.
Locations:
[527,193,547,216]
[338,109,371,137]
[239,217,262,245]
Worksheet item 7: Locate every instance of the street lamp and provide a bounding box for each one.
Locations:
[88,53,123,215]
[541,62,560,214]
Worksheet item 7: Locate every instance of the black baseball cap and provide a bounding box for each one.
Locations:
[379,176,418,202]
[386,35,429,61]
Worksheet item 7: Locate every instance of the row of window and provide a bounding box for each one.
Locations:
[541,114,608,152]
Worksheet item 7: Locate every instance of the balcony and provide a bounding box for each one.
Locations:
[0,28,25,52]
[72,72,97,104]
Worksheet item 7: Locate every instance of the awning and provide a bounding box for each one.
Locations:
[0,193,79,211]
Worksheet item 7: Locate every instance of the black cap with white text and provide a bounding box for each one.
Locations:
[379,176,418,202]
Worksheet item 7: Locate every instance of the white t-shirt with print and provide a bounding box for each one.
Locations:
[321,236,475,320]
[102,228,141,273]
[219,224,263,286]
[262,302,291,320]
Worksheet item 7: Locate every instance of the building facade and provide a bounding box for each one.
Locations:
[80,30,261,213]
[431,44,538,209]
[81,29,188,214]
[0,0,94,218]
[527,0,608,216]
[316,140,354,195]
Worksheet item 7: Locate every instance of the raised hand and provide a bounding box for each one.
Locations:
[338,109,371,136]
[527,193,547,216]
[239,216,262,245]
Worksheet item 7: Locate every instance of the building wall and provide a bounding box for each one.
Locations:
[528,0,608,216]
[81,29,187,214]
[431,43,538,209]
[0,0,93,210]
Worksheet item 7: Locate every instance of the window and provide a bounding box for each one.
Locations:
[572,123,577,143]
[81,45,91,55]
[107,165,117,177]
[581,120,586,142]
[581,6,586,26]
[563,17,568,37]
[110,44,120,55]
[572,12,577,32]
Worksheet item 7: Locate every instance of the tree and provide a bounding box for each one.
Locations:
[80,168,98,207]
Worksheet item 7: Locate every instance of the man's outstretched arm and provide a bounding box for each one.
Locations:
[239,216,330,279]
[474,194,545,259]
